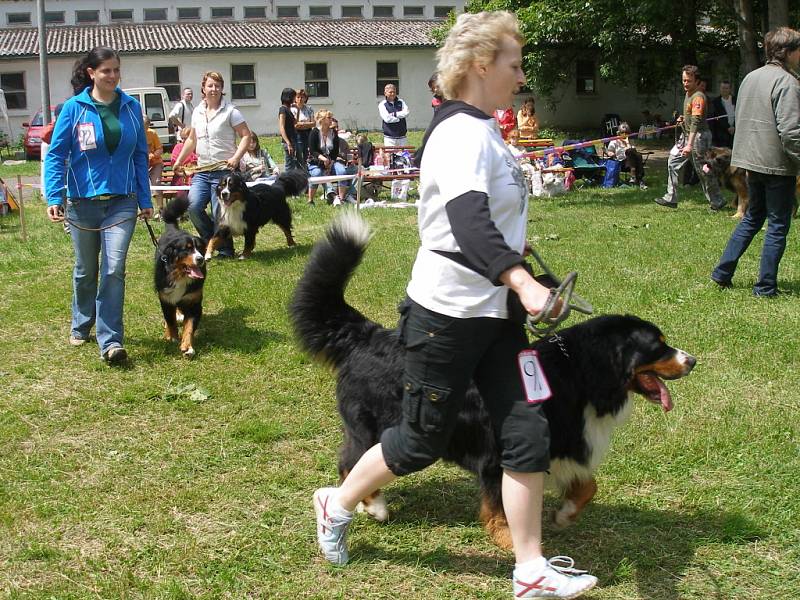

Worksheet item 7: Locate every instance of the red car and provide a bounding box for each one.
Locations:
[22,106,57,160]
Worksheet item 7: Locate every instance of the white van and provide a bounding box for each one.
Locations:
[123,86,174,149]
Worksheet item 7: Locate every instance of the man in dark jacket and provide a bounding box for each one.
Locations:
[710,80,736,147]
[711,27,800,297]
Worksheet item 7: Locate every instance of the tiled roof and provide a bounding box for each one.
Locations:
[0,19,440,58]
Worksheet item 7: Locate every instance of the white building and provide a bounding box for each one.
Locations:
[0,1,464,136]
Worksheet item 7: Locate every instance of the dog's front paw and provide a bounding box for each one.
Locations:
[553,500,578,529]
[181,346,195,359]
[204,252,213,261]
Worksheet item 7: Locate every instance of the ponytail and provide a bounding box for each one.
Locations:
[70,46,120,95]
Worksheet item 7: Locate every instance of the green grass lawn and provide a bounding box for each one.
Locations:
[1,142,799,599]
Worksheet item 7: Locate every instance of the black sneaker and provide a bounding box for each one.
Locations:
[711,276,732,289]
[654,197,678,208]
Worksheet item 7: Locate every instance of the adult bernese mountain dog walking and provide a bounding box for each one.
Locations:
[290,213,696,549]
[154,197,206,358]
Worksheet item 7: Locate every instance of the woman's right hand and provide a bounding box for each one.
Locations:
[502,264,563,319]
[47,205,64,223]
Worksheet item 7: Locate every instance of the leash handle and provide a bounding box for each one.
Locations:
[529,249,593,315]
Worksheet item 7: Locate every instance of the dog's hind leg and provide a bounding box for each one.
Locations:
[279,224,296,247]
[274,202,296,246]
[553,477,598,529]
[478,472,513,550]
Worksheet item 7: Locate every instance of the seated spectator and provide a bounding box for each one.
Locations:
[494,106,516,140]
[144,115,164,214]
[239,136,279,181]
[307,110,350,206]
[516,97,539,139]
[171,127,197,202]
[605,122,647,189]
[506,129,536,181]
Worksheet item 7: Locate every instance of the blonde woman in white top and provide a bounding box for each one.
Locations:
[174,71,252,258]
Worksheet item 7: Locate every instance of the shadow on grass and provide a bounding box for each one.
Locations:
[355,477,762,599]
[132,305,285,362]
[246,241,312,265]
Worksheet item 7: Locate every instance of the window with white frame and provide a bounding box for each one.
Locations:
[155,67,181,102]
[75,10,100,24]
[7,13,32,25]
[144,8,167,21]
[0,73,26,110]
[434,6,455,18]
[44,11,65,24]
[376,62,399,96]
[277,6,299,18]
[342,5,363,18]
[403,6,425,17]
[210,7,234,19]
[309,5,332,18]
[305,63,329,98]
[231,64,256,100]
[110,9,133,22]
[373,6,394,17]
[177,7,201,20]
[244,6,266,18]
[576,60,596,95]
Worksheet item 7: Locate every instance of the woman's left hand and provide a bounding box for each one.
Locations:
[139,208,154,220]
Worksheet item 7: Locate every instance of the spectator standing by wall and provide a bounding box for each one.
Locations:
[278,87,301,170]
[710,80,736,148]
[711,28,800,297]
[292,88,314,162]
[655,65,725,210]
[379,83,410,147]
[168,87,194,142]
[44,46,152,364]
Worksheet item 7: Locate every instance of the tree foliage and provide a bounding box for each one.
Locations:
[461,0,798,104]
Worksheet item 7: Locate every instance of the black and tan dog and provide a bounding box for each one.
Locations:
[290,214,697,549]
[206,171,307,260]
[154,197,206,358]
[705,147,799,219]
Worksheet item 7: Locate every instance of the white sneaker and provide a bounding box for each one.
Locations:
[313,487,352,565]
[513,556,598,598]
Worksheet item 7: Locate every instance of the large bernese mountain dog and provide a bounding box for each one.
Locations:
[206,170,307,260]
[155,197,206,359]
[290,213,696,549]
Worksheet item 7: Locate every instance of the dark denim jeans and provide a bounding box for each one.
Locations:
[712,171,796,296]
[187,169,234,257]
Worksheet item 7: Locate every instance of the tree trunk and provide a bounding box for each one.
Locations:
[767,0,789,30]
[735,0,760,75]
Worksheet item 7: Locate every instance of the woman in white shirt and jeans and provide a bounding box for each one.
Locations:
[174,71,252,258]
[311,11,597,599]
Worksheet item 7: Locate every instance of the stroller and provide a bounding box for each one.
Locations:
[561,140,606,187]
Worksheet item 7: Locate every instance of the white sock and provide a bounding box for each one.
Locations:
[515,556,548,576]
[326,489,354,520]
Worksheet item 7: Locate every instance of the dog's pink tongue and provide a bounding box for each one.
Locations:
[187,266,205,279]
[655,377,673,412]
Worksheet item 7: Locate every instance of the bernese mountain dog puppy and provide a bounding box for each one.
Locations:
[206,170,307,260]
[290,213,697,549]
[154,197,206,359]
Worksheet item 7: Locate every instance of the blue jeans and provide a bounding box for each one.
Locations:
[66,195,138,356]
[712,172,795,296]
[308,161,353,200]
[282,142,303,172]
[295,131,310,163]
[187,169,233,257]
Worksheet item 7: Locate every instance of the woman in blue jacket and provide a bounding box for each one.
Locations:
[45,46,152,365]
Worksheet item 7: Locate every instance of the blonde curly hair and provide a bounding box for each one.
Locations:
[436,11,523,100]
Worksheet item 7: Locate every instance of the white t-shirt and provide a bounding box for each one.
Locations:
[407,112,529,319]
[192,99,246,166]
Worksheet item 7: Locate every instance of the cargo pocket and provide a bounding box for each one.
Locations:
[401,380,422,424]
[418,384,452,433]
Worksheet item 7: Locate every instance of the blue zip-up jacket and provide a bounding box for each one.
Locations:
[44,86,152,208]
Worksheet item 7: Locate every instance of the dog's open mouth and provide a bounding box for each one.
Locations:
[635,372,673,412]
[183,265,205,279]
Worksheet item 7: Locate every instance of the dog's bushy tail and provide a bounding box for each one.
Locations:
[290,211,374,367]
[161,196,189,227]
[274,170,309,197]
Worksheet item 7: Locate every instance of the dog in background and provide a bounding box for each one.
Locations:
[705,147,798,219]
[290,213,697,549]
[154,197,206,358]
[206,170,307,260]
